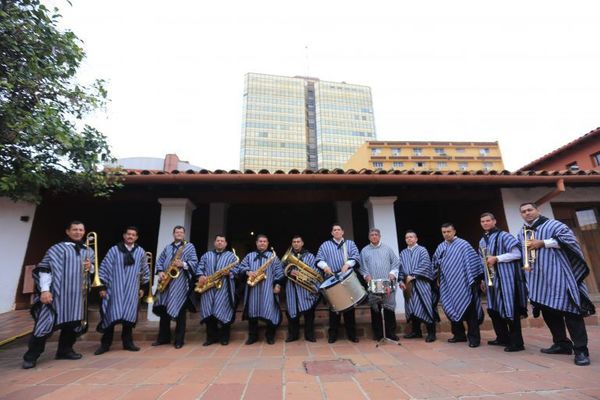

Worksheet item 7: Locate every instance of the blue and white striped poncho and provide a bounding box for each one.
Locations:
[399,245,439,324]
[432,237,484,323]
[316,239,360,273]
[479,230,527,320]
[284,250,321,318]
[196,250,238,324]
[518,217,595,316]
[237,250,284,325]
[31,242,95,337]
[153,241,198,319]
[360,243,400,311]
[97,244,149,331]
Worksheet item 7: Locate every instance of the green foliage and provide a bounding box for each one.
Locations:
[0,0,120,203]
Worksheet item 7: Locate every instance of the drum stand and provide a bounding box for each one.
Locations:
[374,295,401,347]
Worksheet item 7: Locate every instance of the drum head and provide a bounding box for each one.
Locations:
[319,269,353,289]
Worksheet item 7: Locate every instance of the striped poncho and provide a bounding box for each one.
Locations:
[399,245,439,324]
[285,250,321,318]
[196,250,238,324]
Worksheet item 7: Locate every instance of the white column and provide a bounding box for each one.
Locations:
[0,198,36,313]
[206,203,228,251]
[148,198,196,320]
[364,196,405,313]
[335,201,355,240]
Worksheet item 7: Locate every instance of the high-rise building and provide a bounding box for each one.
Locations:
[240,73,376,171]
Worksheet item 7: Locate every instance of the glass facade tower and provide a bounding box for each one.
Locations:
[240,73,376,171]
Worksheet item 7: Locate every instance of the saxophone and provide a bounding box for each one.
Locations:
[195,249,239,294]
[247,247,277,287]
[157,241,186,293]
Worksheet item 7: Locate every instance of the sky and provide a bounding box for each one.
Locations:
[47,0,600,171]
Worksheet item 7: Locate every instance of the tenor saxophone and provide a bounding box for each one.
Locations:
[247,247,277,287]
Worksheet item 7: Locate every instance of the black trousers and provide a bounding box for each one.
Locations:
[23,321,79,362]
[287,309,316,340]
[329,309,356,340]
[157,306,187,345]
[450,299,481,345]
[101,321,135,348]
[248,318,277,340]
[540,305,589,356]
[205,316,231,342]
[411,317,436,336]
[370,306,396,339]
[488,308,523,348]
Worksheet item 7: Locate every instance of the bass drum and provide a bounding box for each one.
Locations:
[319,270,368,313]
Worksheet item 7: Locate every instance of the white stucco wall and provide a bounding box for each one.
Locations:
[0,198,36,313]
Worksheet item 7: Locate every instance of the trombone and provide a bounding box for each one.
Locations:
[142,251,156,303]
[522,227,536,271]
[82,231,101,332]
[479,246,495,287]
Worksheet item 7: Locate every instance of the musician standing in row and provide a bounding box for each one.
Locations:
[518,203,595,366]
[479,213,528,352]
[360,228,400,341]
[152,226,198,349]
[432,223,484,348]
[238,234,284,345]
[399,230,439,342]
[285,235,320,342]
[196,235,238,346]
[23,221,92,369]
[94,226,149,355]
[316,224,361,343]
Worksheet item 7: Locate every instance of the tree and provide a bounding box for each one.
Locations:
[0,0,120,203]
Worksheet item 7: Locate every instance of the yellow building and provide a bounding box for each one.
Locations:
[344,141,504,171]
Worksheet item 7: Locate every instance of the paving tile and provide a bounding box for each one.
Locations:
[243,383,282,400]
[1,385,62,400]
[322,380,367,399]
[200,383,245,400]
[158,383,208,399]
[284,381,323,400]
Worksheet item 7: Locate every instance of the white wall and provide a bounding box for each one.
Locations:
[501,186,600,236]
[0,198,36,313]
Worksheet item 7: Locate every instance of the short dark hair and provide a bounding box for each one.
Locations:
[480,212,496,220]
[214,234,227,241]
[405,229,417,236]
[123,226,139,235]
[173,225,185,233]
[66,220,84,230]
[520,202,538,210]
[292,235,303,241]
[255,233,268,241]
[441,222,455,229]
[331,223,343,230]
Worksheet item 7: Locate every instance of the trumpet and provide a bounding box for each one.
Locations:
[522,227,536,271]
[157,241,186,293]
[479,246,495,287]
[247,247,277,287]
[195,249,239,294]
[142,251,155,303]
[282,247,323,294]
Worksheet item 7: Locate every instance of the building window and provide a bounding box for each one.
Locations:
[391,148,401,156]
[480,148,490,156]
[392,161,404,168]
[415,161,426,168]
[458,162,468,171]
[576,208,598,230]
[436,162,447,170]
[594,152,600,166]
[434,148,446,155]
[483,162,493,170]
[371,148,382,156]
[257,132,268,137]
[373,161,384,168]
[413,148,422,156]
[455,147,465,153]
[567,161,579,171]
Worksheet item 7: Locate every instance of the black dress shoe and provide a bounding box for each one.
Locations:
[574,353,591,366]
[328,336,337,344]
[487,339,508,346]
[174,343,184,349]
[56,351,82,360]
[404,332,423,339]
[285,336,298,343]
[504,345,525,352]
[305,336,316,343]
[220,339,229,346]
[94,345,110,355]
[468,342,480,348]
[245,337,257,345]
[386,334,400,341]
[425,334,436,343]
[348,337,359,343]
[123,343,140,352]
[151,340,169,346]
[203,339,218,347]
[540,344,572,355]
[266,337,275,345]
[447,337,467,343]
[22,360,36,369]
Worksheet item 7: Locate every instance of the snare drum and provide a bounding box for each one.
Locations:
[368,279,395,295]
[319,270,367,313]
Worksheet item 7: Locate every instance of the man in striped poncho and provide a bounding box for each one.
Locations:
[94,226,149,355]
[152,226,198,349]
[360,228,400,341]
[399,230,439,342]
[432,223,484,348]
[196,235,239,346]
[479,213,528,352]
[518,202,595,366]
[22,221,93,369]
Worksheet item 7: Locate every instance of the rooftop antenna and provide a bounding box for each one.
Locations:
[305,45,310,78]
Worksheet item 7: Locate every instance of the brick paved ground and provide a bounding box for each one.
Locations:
[0,322,599,400]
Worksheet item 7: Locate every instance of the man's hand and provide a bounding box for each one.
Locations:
[99,290,107,299]
[273,284,281,294]
[323,266,333,276]
[198,276,208,286]
[173,259,184,268]
[399,281,406,290]
[158,271,166,281]
[40,291,53,304]
[247,271,257,278]
[341,264,350,273]
[83,259,91,272]
[527,239,545,250]
[364,275,372,283]
[479,281,487,293]
[290,270,299,277]
[486,256,498,267]
[139,289,144,298]
[388,273,396,282]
